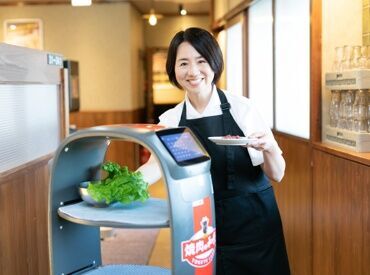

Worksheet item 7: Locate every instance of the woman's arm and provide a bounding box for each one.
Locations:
[247,132,286,182]
[136,154,162,185]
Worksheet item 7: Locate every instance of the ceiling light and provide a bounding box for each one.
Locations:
[149,14,157,26]
[179,4,187,16]
[143,9,163,26]
[71,0,91,6]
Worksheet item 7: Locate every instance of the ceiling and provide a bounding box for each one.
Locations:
[130,0,210,16]
[0,0,211,16]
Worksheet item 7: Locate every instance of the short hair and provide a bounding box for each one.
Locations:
[166,27,224,90]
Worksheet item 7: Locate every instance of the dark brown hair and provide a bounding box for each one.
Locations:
[166,27,224,90]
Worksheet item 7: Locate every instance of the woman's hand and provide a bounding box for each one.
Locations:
[246,132,274,152]
[245,132,286,182]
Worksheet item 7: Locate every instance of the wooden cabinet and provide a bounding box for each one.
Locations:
[312,148,370,275]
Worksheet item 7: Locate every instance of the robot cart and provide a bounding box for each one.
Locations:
[48,124,216,275]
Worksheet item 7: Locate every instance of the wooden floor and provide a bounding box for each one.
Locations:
[147,180,172,268]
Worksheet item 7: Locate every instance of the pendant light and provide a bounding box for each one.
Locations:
[71,0,91,7]
[179,4,187,16]
[142,1,163,26]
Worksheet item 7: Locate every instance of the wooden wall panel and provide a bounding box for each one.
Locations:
[0,156,51,275]
[274,133,312,275]
[69,109,145,170]
[312,149,370,275]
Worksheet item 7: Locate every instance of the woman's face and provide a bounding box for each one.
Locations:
[174,42,215,96]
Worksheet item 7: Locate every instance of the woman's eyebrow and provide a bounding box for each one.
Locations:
[176,57,189,62]
[176,55,203,61]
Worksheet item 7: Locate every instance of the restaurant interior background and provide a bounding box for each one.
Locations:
[0,0,369,274]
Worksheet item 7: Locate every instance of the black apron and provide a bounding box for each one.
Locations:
[179,89,290,275]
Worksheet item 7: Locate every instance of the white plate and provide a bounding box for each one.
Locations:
[208,136,258,146]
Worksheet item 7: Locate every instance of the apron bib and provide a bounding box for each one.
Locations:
[179,89,290,275]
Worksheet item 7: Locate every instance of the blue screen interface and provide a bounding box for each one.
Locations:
[159,132,205,163]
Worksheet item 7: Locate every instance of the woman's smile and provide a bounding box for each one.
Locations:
[187,77,204,86]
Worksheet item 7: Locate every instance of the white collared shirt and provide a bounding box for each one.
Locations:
[158,86,282,166]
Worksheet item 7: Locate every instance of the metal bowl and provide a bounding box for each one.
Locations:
[78,181,108,207]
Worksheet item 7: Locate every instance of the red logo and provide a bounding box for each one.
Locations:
[181,216,216,268]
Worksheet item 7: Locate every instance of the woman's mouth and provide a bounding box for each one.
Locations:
[187,78,203,86]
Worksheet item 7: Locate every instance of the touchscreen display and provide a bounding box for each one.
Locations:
[157,128,209,165]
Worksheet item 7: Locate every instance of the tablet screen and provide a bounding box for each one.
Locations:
[157,128,209,166]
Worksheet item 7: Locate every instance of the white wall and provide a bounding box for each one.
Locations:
[0,3,144,111]
[130,5,145,109]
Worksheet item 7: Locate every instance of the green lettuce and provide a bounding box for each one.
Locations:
[87,161,149,204]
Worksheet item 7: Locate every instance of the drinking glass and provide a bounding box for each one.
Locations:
[344,90,354,130]
[367,45,370,69]
[332,46,344,72]
[358,46,368,69]
[329,90,341,127]
[353,89,368,132]
[338,91,348,129]
[341,45,353,71]
[350,46,361,69]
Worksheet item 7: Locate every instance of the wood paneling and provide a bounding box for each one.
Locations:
[310,0,322,142]
[313,142,370,166]
[274,133,312,275]
[69,109,145,170]
[312,149,370,275]
[69,109,145,129]
[0,156,51,275]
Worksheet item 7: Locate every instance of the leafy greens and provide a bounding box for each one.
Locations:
[87,162,149,204]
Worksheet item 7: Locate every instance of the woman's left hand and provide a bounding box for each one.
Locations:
[244,132,285,182]
[246,132,274,152]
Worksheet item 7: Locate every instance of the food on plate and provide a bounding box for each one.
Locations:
[223,135,240,139]
[86,161,149,205]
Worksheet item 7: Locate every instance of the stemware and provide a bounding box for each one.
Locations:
[332,46,344,72]
[341,45,353,71]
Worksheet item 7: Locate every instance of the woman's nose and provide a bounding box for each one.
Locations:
[187,63,200,76]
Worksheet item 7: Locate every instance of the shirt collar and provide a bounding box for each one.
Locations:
[184,86,222,119]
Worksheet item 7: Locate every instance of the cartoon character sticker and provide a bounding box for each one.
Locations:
[181,197,216,273]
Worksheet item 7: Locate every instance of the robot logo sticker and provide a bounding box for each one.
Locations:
[181,197,216,269]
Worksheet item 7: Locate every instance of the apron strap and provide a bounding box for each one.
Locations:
[179,89,237,190]
[217,89,236,190]
[179,101,187,125]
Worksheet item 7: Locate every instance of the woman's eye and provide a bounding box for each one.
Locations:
[179,62,187,67]
[199,59,207,64]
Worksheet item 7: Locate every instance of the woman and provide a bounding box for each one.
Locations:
[138,27,290,275]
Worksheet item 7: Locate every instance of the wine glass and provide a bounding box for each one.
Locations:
[341,45,353,71]
[332,46,344,72]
